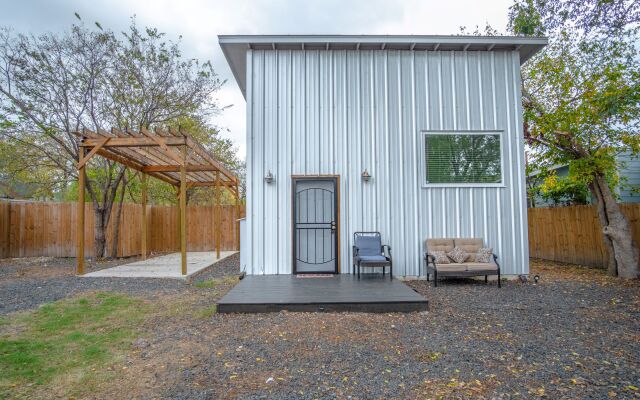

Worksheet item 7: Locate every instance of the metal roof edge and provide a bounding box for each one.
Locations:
[218,35,548,98]
[218,34,548,45]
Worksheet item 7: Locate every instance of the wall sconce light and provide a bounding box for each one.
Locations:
[264,170,274,184]
[361,169,371,182]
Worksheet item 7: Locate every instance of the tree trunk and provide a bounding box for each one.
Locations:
[94,207,108,259]
[589,173,640,278]
[110,175,127,259]
[86,165,127,261]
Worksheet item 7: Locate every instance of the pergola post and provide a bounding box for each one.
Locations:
[175,188,181,251]
[77,146,86,275]
[180,145,187,275]
[235,183,240,251]
[215,171,221,259]
[140,173,147,260]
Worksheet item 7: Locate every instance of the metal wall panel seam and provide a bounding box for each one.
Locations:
[490,52,503,261]
[503,53,517,272]
[370,52,378,232]
[245,50,253,274]
[397,52,406,273]
[411,51,420,276]
[425,53,433,240]
[437,52,446,236]
[512,50,529,274]
[464,52,475,237]
[451,52,460,238]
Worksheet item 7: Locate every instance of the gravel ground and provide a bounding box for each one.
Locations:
[1,256,638,399]
[0,253,240,314]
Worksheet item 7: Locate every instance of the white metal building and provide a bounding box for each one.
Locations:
[219,35,547,277]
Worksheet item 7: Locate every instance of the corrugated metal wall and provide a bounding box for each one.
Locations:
[245,49,529,276]
[618,152,640,203]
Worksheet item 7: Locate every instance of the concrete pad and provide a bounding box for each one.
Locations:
[82,251,237,280]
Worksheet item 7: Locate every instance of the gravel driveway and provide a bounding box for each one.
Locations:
[1,256,638,399]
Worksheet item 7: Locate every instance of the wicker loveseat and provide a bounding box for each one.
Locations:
[423,238,501,287]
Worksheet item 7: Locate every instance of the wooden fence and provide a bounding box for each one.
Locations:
[528,204,640,267]
[0,200,244,259]
[4,200,638,267]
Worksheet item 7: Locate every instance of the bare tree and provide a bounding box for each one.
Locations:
[0,17,224,259]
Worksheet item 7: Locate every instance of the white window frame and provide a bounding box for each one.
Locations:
[420,130,505,188]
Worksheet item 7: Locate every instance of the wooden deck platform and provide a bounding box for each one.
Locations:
[217,275,428,313]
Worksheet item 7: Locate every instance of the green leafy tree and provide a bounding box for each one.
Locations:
[0,16,227,259]
[538,173,591,206]
[510,0,640,277]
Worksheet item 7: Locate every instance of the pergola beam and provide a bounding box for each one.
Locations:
[141,127,185,166]
[80,137,187,147]
[76,128,238,189]
[184,135,238,184]
[187,180,239,189]
[142,164,220,172]
[93,148,180,186]
[77,137,110,168]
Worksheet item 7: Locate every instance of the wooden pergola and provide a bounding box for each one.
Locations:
[75,127,240,275]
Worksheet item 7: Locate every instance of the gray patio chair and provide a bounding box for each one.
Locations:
[352,232,392,280]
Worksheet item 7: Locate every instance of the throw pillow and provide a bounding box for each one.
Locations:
[447,246,469,263]
[428,250,450,264]
[475,247,493,263]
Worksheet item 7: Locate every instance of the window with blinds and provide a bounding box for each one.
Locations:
[423,132,503,185]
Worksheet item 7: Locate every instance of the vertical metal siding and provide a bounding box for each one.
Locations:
[245,49,529,276]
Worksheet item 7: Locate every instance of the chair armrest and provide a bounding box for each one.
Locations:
[382,245,392,258]
[424,252,435,263]
[352,246,359,257]
[493,253,500,269]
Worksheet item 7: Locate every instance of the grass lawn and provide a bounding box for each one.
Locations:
[0,292,148,399]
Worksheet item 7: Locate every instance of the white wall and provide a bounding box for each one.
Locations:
[245,49,529,276]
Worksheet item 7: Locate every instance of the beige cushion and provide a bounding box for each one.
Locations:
[434,262,498,272]
[465,263,499,271]
[425,238,454,253]
[454,238,484,254]
[434,264,468,272]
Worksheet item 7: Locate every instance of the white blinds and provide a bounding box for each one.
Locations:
[424,133,502,184]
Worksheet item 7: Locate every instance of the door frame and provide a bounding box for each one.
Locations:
[291,175,340,274]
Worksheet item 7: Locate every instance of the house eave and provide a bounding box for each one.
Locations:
[218,34,548,98]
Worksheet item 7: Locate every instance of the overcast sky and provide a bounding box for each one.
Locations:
[1,0,513,158]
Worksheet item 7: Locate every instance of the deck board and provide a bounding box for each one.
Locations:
[217,275,428,313]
